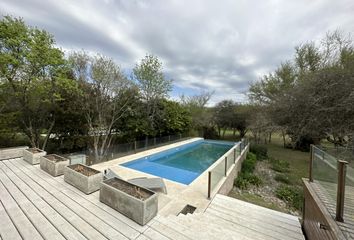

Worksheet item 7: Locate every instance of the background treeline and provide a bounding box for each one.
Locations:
[0,16,193,160]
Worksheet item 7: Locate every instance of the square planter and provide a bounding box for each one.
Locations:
[23,148,47,165]
[40,154,69,177]
[64,164,103,194]
[99,177,158,225]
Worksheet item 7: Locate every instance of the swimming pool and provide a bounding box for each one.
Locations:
[121,139,235,185]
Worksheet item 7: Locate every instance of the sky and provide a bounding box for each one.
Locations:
[1,0,354,105]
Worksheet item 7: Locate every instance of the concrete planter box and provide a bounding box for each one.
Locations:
[99,177,158,225]
[23,148,46,165]
[64,164,103,194]
[40,154,69,177]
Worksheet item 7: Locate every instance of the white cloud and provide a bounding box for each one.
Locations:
[1,0,354,105]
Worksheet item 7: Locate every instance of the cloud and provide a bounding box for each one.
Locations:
[1,0,354,105]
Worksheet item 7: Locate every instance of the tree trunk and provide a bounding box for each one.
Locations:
[42,119,55,150]
[281,130,286,148]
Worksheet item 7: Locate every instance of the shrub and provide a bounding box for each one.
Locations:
[274,174,291,184]
[269,158,290,173]
[234,173,262,189]
[250,144,268,160]
[242,152,257,173]
[275,185,303,210]
[234,176,249,190]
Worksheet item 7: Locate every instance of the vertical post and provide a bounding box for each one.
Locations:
[207,171,211,199]
[224,157,228,176]
[309,144,314,182]
[168,135,171,142]
[336,160,348,222]
[134,141,137,153]
[239,143,242,154]
[233,148,236,163]
[154,137,156,146]
[179,133,182,139]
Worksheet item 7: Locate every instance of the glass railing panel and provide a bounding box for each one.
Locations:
[210,158,226,192]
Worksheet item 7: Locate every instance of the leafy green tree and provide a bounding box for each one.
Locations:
[0,16,78,149]
[133,54,172,136]
[155,99,191,135]
[69,52,134,162]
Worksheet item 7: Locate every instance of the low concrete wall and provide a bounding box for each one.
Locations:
[0,146,28,160]
[217,144,249,196]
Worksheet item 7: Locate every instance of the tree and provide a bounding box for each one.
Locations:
[180,91,215,137]
[69,52,134,162]
[214,100,235,137]
[249,30,354,150]
[132,54,172,136]
[0,16,77,149]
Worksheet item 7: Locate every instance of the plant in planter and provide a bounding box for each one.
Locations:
[40,154,69,177]
[100,177,158,225]
[23,148,47,165]
[64,164,103,194]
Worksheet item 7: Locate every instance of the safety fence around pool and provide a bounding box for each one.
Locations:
[207,138,249,199]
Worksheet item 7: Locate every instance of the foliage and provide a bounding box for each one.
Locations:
[275,185,303,210]
[249,30,354,150]
[274,174,291,184]
[0,15,78,149]
[69,51,134,161]
[180,91,214,137]
[132,54,172,136]
[234,152,262,190]
[250,144,268,160]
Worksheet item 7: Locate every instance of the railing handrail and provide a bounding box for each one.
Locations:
[207,138,249,199]
[310,145,349,223]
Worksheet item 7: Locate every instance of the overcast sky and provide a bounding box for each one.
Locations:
[1,0,354,105]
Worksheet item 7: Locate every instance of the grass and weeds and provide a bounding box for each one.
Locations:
[227,132,310,215]
[234,152,263,190]
[275,185,303,210]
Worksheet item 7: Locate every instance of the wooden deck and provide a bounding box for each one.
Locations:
[0,158,304,240]
[313,181,354,239]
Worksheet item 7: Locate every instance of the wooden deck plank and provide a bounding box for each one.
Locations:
[208,203,304,239]
[212,194,301,227]
[8,160,128,240]
[0,201,22,240]
[12,158,148,233]
[149,220,191,240]
[0,177,43,239]
[10,159,142,239]
[0,161,87,240]
[3,161,108,240]
[141,228,171,240]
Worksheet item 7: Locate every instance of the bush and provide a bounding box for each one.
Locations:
[242,152,257,173]
[234,173,262,189]
[274,174,291,184]
[275,185,303,210]
[234,176,249,190]
[269,158,290,173]
[250,144,268,160]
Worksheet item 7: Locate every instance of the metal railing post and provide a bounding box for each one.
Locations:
[154,137,156,146]
[309,144,314,182]
[336,160,348,222]
[224,157,228,176]
[168,135,171,142]
[207,171,211,199]
[134,141,137,153]
[234,148,236,163]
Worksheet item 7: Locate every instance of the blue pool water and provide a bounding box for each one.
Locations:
[121,140,235,185]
